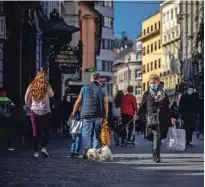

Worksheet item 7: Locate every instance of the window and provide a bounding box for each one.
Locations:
[167,12,169,21]
[143,47,146,55]
[151,61,153,71]
[172,32,175,38]
[155,23,157,30]
[154,41,157,50]
[163,14,166,23]
[168,34,171,40]
[147,82,149,89]
[171,9,173,20]
[102,38,114,50]
[95,1,104,6]
[102,60,106,71]
[175,7,178,17]
[147,45,149,54]
[147,63,149,72]
[151,25,153,32]
[176,29,179,37]
[143,29,146,35]
[143,65,146,73]
[158,21,160,30]
[147,27,149,34]
[151,43,153,52]
[104,1,113,8]
[164,36,167,42]
[143,83,146,91]
[135,87,142,96]
[103,17,113,28]
[135,70,142,78]
[158,40,161,49]
[154,60,157,69]
[158,59,161,68]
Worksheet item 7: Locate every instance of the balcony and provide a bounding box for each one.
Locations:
[137,29,160,42]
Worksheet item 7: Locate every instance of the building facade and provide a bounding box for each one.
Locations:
[138,12,162,93]
[180,1,204,96]
[95,1,115,100]
[160,0,180,102]
[61,1,102,101]
[113,43,142,105]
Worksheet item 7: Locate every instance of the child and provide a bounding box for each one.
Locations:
[70,109,82,158]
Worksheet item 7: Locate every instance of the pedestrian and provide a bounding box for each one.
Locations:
[71,71,108,158]
[135,74,176,163]
[25,71,54,158]
[59,95,72,136]
[170,101,179,120]
[179,85,199,145]
[112,90,124,146]
[70,108,82,158]
[0,89,15,151]
[120,86,137,145]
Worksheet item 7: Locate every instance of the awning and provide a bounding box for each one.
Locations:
[42,10,80,39]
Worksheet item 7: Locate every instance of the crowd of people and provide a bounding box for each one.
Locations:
[0,71,203,163]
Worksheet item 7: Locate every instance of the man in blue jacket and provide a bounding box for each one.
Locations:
[71,72,108,157]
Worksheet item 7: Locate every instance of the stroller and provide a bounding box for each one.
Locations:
[113,116,136,147]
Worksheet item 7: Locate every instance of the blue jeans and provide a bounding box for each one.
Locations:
[82,118,103,149]
[71,134,82,153]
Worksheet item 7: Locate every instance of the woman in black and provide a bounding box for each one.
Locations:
[136,74,176,163]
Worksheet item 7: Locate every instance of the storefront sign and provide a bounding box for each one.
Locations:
[99,76,110,83]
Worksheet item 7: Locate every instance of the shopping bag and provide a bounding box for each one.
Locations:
[101,120,112,146]
[167,127,186,151]
[67,116,83,135]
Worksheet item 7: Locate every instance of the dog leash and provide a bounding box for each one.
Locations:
[118,118,135,132]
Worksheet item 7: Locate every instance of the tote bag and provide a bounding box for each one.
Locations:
[167,127,186,151]
[67,116,83,135]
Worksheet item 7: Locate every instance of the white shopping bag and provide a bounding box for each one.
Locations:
[167,127,186,151]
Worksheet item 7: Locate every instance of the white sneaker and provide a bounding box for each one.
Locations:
[8,147,15,151]
[34,152,39,158]
[41,147,49,157]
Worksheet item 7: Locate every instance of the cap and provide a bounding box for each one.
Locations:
[91,71,100,77]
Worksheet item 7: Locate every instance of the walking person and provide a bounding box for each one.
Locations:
[25,71,54,158]
[0,89,15,151]
[135,74,176,163]
[112,90,124,146]
[71,72,108,158]
[179,85,199,145]
[70,108,82,158]
[120,86,137,145]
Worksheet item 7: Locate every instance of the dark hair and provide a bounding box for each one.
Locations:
[127,86,133,93]
[160,81,164,85]
[114,90,124,108]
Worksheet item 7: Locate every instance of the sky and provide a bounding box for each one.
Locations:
[114,1,162,41]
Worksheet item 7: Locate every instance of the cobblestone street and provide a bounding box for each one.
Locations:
[0,133,203,187]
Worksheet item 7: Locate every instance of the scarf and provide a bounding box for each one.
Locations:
[149,86,165,102]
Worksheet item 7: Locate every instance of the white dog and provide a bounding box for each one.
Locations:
[86,146,113,162]
[99,146,113,162]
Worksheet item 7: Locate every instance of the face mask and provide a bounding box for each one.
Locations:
[187,90,193,95]
[150,83,158,90]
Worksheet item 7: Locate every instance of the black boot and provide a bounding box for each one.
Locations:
[153,148,161,163]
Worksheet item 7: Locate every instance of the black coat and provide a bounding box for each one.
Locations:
[137,90,171,141]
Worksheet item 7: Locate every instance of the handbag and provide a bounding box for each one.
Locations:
[67,116,83,135]
[100,120,112,146]
[146,108,160,127]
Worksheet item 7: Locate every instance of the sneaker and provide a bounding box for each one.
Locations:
[70,152,75,158]
[126,140,133,144]
[74,153,79,158]
[8,147,15,151]
[34,152,39,158]
[41,147,49,157]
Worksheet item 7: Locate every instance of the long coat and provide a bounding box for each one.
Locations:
[138,91,171,142]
